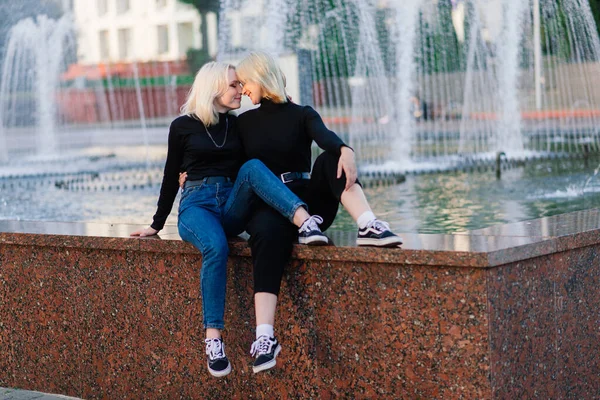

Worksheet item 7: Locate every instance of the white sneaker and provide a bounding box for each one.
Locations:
[298,215,328,245]
[250,335,282,373]
[356,219,403,247]
[205,338,231,378]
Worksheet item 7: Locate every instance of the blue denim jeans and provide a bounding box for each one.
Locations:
[177,159,306,330]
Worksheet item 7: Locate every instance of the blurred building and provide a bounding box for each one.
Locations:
[72,0,217,64]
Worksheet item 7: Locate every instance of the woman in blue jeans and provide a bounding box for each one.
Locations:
[130,62,327,378]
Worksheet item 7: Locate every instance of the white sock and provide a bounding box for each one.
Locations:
[357,211,376,229]
[256,324,274,339]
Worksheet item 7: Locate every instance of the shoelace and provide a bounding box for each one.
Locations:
[250,335,275,357]
[299,215,324,233]
[205,338,225,360]
[367,219,390,232]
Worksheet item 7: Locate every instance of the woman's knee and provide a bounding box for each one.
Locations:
[201,236,229,260]
[179,221,229,260]
[238,158,266,176]
[314,151,338,169]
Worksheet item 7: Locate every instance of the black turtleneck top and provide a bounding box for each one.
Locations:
[237,99,347,176]
[151,113,244,230]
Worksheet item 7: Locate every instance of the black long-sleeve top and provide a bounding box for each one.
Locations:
[151,113,244,230]
[237,99,347,176]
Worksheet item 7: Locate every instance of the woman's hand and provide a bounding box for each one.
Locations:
[337,146,357,190]
[130,227,159,237]
[179,172,188,189]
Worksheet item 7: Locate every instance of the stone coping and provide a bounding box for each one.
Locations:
[1,208,599,268]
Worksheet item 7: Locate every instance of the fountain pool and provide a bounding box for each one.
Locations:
[2,146,600,234]
[2,1,600,234]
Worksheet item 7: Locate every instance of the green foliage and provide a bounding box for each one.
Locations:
[186,47,212,73]
[178,0,220,13]
[419,0,464,74]
[589,0,600,37]
[177,0,218,70]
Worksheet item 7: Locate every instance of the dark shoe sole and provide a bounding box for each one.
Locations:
[298,235,329,245]
[356,236,403,247]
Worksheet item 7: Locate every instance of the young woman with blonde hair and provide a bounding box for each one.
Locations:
[131,61,328,378]
[235,51,402,372]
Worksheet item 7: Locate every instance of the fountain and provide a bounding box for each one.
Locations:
[3,4,600,398]
[1,0,600,231]
[218,0,600,170]
[2,0,600,168]
[0,13,74,162]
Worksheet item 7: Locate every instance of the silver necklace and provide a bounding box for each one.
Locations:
[204,117,228,148]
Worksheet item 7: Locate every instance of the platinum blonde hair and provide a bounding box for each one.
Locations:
[180,61,235,126]
[236,51,288,103]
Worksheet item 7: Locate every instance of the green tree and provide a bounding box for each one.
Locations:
[178,0,220,71]
[589,0,600,37]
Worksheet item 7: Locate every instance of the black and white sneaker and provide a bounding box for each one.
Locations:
[357,219,403,247]
[298,215,328,245]
[250,335,282,373]
[205,338,231,378]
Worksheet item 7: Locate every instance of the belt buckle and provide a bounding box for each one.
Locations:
[280,172,293,184]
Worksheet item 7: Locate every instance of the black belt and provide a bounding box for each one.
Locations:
[280,172,311,184]
[185,176,231,189]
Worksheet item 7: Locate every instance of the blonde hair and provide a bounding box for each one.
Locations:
[180,61,235,126]
[236,51,288,103]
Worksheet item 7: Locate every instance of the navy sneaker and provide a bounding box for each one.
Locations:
[298,215,328,245]
[205,338,231,378]
[356,219,403,247]
[250,335,282,373]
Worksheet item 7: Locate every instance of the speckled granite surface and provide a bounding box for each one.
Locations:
[0,209,599,399]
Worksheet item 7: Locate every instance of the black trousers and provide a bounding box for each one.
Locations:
[246,152,350,295]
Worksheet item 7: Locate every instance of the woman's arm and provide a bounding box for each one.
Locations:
[304,106,357,189]
[303,106,347,155]
[131,121,184,236]
[151,121,185,231]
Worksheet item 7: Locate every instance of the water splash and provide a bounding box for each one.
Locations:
[1,0,600,171]
[218,0,600,170]
[0,14,74,161]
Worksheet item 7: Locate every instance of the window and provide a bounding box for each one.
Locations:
[157,25,169,54]
[99,30,110,60]
[116,0,130,14]
[177,22,194,58]
[118,28,132,60]
[97,0,108,16]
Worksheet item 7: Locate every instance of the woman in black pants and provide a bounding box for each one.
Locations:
[235,51,403,373]
[181,52,402,373]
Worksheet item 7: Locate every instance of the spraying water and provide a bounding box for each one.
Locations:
[0,13,74,160]
[1,0,600,171]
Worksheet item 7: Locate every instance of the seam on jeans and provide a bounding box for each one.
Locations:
[179,220,210,328]
[242,174,306,221]
[289,201,307,223]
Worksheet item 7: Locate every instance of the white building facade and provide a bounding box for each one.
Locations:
[72,0,217,64]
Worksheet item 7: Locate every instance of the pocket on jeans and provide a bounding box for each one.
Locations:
[181,184,204,201]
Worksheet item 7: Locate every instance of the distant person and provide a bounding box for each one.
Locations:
[181,52,402,374]
[131,61,328,378]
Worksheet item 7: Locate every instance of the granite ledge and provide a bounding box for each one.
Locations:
[2,209,600,267]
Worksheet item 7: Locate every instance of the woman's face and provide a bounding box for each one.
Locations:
[241,80,264,105]
[214,68,242,111]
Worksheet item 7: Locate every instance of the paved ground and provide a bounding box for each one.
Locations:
[0,388,81,400]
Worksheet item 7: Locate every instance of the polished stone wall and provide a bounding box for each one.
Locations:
[0,211,599,399]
